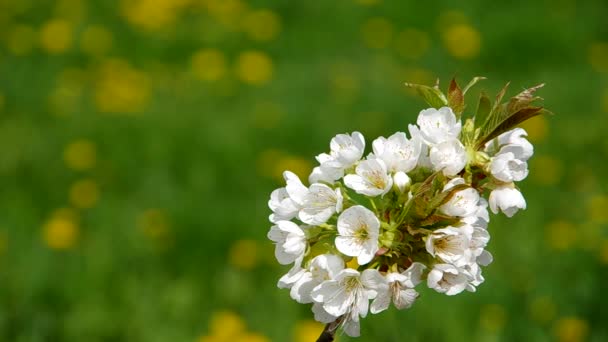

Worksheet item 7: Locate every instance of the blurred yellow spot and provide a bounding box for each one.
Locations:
[121,0,190,31]
[229,239,259,270]
[95,59,150,113]
[588,42,608,73]
[436,10,469,32]
[235,51,274,85]
[394,28,430,60]
[40,19,73,54]
[203,0,247,31]
[599,240,608,264]
[69,179,100,209]
[209,311,246,340]
[54,0,86,23]
[588,195,608,224]
[257,149,284,179]
[138,209,170,240]
[601,88,608,113]
[519,115,548,143]
[252,101,284,129]
[530,155,562,186]
[51,207,80,222]
[554,317,589,342]
[529,296,557,324]
[546,220,577,251]
[354,0,381,5]
[276,156,312,184]
[6,24,36,55]
[43,217,78,250]
[329,63,360,104]
[81,26,113,56]
[479,304,507,332]
[361,17,393,49]
[64,140,97,171]
[191,49,227,82]
[242,9,281,42]
[441,24,481,59]
[346,258,359,269]
[294,320,326,342]
[234,333,270,342]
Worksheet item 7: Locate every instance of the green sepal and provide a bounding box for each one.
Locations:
[404,81,448,109]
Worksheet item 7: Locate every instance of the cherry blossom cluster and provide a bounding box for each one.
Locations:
[267,80,544,337]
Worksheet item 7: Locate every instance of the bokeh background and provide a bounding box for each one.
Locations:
[1,0,607,341]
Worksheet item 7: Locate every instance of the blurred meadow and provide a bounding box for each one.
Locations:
[1,0,607,341]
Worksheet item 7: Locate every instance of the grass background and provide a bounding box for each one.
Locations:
[1,0,607,341]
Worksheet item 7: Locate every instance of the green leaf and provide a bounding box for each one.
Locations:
[474,91,492,127]
[462,76,487,95]
[447,78,465,116]
[404,82,448,108]
[475,83,550,148]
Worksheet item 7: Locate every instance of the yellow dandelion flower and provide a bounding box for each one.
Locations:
[442,24,481,59]
[242,9,282,42]
[121,0,190,31]
[234,332,270,342]
[394,28,430,60]
[94,59,150,114]
[6,24,36,56]
[361,17,393,49]
[529,296,557,324]
[81,25,113,56]
[519,115,548,143]
[530,155,562,186]
[40,19,73,54]
[64,140,97,171]
[69,179,100,209]
[294,320,326,342]
[479,304,507,332]
[587,194,608,224]
[191,49,227,82]
[588,42,608,73]
[209,311,246,340]
[546,220,577,251]
[235,50,274,85]
[138,209,170,240]
[554,317,589,342]
[43,217,79,250]
[599,240,608,264]
[229,239,259,270]
[54,0,86,23]
[204,0,247,31]
[275,156,312,184]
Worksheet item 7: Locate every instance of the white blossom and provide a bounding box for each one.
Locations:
[344,159,393,197]
[490,150,529,182]
[416,107,462,145]
[267,221,307,265]
[408,124,433,169]
[335,206,380,265]
[440,187,481,218]
[309,164,344,184]
[425,226,473,267]
[370,132,421,173]
[290,254,345,303]
[284,171,308,206]
[365,263,426,314]
[317,132,365,169]
[486,128,534,161]
[299,184,343,225]
[393,171,411,194]
[311,269,376,337]
[430,139,467,176]
[489,185,526,217]
[427,263,470,295]
[268,188,300,223]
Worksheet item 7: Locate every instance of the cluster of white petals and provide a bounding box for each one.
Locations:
[267,106,535,337]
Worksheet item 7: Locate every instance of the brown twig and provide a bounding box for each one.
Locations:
[316,317,343,342]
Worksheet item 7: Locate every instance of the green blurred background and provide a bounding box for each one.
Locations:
[1,0,607,341]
